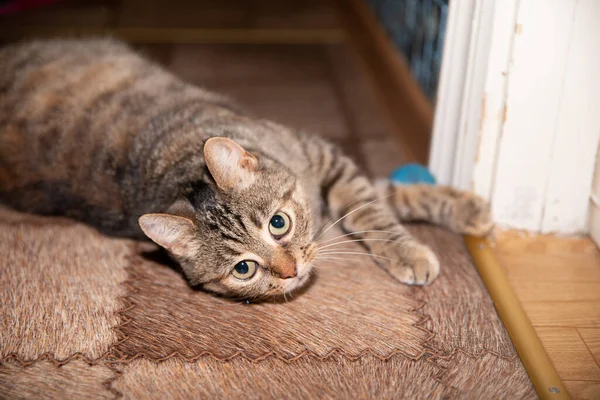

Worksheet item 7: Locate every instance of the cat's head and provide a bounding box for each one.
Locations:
[138,137,317,299]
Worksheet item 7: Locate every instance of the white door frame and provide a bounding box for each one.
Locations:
[429,0,516,195]
[429,0,600,235]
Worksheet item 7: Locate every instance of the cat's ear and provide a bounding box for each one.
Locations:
[166,198,196,219]
[203,137,258,191]
[138,213,198,258]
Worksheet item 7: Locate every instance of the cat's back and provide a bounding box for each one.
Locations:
[0,38,136,82]
[0,38,308,236]
[0,38,230,173]
[0,38,163,177]
[0,38,152,117]
[0,38,206,139]
[0,38,228,233]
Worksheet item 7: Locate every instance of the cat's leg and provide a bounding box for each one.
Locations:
[374,180,493,236]
[307,140,439,285]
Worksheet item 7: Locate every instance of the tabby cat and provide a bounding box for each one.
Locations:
[0,39,492,299]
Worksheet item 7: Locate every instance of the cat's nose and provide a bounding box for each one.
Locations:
[279,265,297,279]
[272,250,297,279]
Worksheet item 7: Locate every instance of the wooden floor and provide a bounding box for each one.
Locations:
[494,231,600,399]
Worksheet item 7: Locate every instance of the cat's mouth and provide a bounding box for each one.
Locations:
[281,263,313,294]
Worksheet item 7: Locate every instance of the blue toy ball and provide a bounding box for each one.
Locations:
[390,163,436,185]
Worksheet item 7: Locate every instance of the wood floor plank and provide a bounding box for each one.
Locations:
[535,328,600,381]
[509,281,600,302]
[496,231,600,396]
[563,380,600,400]
[494,231,600,284]
[496,230,600,397]
[523,302,600,328]
[578,329,600,367]
[497,252,600,282]
[494,230,600,257]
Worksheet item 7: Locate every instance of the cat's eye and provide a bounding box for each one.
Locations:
[232,260,258,280]
[269,211,291,238]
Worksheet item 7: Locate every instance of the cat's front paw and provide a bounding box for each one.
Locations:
[451,193,494,236]
[375,242,440,286]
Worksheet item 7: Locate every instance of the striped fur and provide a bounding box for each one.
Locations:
[0,39,492,299]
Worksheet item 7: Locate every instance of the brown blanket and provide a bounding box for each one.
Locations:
[0,206,535,399]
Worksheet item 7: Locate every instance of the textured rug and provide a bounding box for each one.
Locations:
[0,205,536,399]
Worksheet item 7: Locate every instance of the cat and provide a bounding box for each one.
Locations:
[0,39,493,299]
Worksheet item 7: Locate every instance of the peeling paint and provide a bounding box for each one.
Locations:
[479,94,487,132]
[474,95,487,165]
[515,23,523,34]
[474,132,484,165]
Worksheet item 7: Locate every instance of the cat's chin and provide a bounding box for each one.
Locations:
[280,269,312,295]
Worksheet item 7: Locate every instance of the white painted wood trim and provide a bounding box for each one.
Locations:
[429,0,503,193]
[430,0,600,234]
[491,0,578,231]
[491,0,600,234]
[428,0,475,186]
[451,0,496,192]
[588,138,600,246]
[589,203,600,246]
[588,142,600,247]
[540,0,600,233]
[470,0,519,200]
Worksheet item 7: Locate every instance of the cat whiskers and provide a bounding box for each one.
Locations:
[316,251,399,265]
[317,238,399,251]
[317,229,400,245]
[311,256,350,269]
[311,192,397,242]
[317,249,407,270]
[311,228,405,269]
